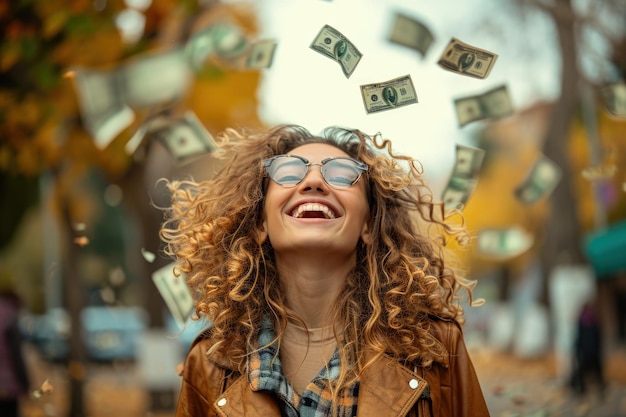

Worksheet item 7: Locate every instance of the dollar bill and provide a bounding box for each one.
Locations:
[477,227,534,259]
[71,67,135,149]
[441,144,485,212]
[388,12,434,57]
[120,47,193,109]
[147,111,216,161]
[438,37,498,79]
[310,24,362,78]
[152,262,194,328]
[514,155,562,204]
[601,82,626,118]
[454,84,514,127]
[360,75,418,114]
[244,39,278,69]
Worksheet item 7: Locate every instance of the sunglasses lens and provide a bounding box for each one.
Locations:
[267,157,306,186]
[322,159,362,188]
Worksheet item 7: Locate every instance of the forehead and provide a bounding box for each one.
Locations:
[288,143,349,162]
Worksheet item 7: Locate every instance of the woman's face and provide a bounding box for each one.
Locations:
[260,142,370,259]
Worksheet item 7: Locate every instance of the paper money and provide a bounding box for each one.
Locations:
[438,37,498,79]
[454,84,514,127]
[441,144,485,212]
[388,12,434,57]
[157,111,217,161]
[152,262,194,328]
[514,155,562,204]
[211,22,249,59]
[477,227,534,259]
[120,48,193,109]
[310,24,362,78]
[601,82,626,118]
[360,75,418,114]
[70,67,135,149]
[244,39,277,69]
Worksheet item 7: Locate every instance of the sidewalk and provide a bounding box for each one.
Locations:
[471,345,626,417]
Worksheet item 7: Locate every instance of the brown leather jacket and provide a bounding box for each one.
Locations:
[175,318,490,417]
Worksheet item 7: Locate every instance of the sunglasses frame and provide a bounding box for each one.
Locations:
[262,154,369,189]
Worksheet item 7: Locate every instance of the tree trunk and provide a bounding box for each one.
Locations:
[60,197,87,417]
[539,0,587,305]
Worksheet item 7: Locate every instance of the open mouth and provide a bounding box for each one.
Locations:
[290,203,337,219]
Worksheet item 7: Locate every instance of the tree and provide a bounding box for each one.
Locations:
[1,1,264,415]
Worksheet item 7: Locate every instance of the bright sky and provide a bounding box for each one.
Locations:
[245,0,561,193]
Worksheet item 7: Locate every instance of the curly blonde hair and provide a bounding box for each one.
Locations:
[160,124,478,387]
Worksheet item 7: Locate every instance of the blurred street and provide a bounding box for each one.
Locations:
[19,341,626,417]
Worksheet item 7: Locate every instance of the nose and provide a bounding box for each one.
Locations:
[298,164,328,193]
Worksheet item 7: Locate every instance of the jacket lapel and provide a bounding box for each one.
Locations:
[357,354,427,417]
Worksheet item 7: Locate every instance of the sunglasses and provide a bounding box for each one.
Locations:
[262,154,368,189]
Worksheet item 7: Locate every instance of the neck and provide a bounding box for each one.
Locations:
[275,250,355,329]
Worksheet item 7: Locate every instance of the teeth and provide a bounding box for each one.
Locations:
[291,203,336,219]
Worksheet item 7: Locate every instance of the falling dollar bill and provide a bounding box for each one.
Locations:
[477,227,534,259]
[600,82,626,118]
[70,67,135,149]
[438,37,498,79]
[119,47,193,109]
[514,155,562,204]
[388,12,434,57]
[442,144,485,212]
[310,24,362,78]
[360,74,418,114]
[244,39,278,69]
[152,262,194,329]
[454,84,514,127]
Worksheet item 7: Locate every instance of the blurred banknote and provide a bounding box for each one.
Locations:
[388,12,434,57]
[454,85,513,127]
[71,67,135,149]
[310,24,362,78]
[186,21,250,70]
[119,48,193,109]
[156,111,216,161]
[442,144,485,212]
[244,39,278,69]
[152,262,194,328]
[438,37,498,79]
[514,155,562,204]
[601,82,626,118]
[477,227,534,259]
[360,75,418,114]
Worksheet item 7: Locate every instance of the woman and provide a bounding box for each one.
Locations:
[161,125,490,417]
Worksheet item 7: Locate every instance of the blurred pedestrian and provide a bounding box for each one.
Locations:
[0,289,30,417]
[161,125,490,416]
[571,300,605,397]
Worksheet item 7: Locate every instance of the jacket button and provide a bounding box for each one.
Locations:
[409,379,419,389]
[217,398,227,407]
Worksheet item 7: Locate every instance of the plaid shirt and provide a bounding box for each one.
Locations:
[248,320,359,417]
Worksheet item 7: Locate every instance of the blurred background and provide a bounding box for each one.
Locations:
[1,0,625,416]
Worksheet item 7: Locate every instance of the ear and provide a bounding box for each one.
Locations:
[360,221,371,246]
[257,218,268,244]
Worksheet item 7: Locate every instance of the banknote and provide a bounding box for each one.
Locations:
[310,24,362,78]
[155,111,216,161]
[245,39,278,69]
[601,82,626,118]
[71,67,135,149]
[441,144,485,212]
[152,262,195,328]
[514,155,562,204]
[360,75,418,114]
[477,227,534,259]
[120,48,193,109]
[388,12,434,57]
[454,84,514,127]
[438,37,498,79]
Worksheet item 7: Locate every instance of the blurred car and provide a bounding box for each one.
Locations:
[21,306,148,362]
